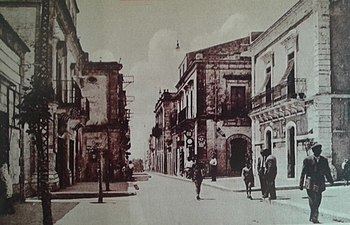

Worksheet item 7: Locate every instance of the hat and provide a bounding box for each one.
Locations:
[310,143,322,151]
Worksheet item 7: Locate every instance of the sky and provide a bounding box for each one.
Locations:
[76,0,299,159]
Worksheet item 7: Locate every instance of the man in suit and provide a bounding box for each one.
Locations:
[264,152,277,200]
[257,149,267,197]
[299,143,334,224]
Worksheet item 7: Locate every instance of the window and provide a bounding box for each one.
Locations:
[265,67,272,104]
[230,86,246,117]
[287,52,295,98]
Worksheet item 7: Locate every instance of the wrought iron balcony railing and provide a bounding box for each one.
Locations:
[251,78,306,111]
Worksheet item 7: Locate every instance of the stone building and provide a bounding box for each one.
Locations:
[78,61,129,182]
[173,36,256,176]
[152,90,177,174]
[147,134,156,172]
[0,0,89,193]
[248,0,350,183]
[0,14,29,199]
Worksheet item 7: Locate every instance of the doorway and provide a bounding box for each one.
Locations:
[0,112,9,165]
[230,138,248,176]
[287,127,296,178]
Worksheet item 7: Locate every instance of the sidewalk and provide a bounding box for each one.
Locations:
[49,182,137,199]
[155,172,350,223]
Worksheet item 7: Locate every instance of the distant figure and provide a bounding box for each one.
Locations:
[342,159,350,185]
[0,162,15,215]
[192,161,205,200]
[127,161,134,181]
[241,162,254,199]
[299,143,334,224]
[185,157,194,179]
[257,149,267,197]
[264,152,277,200]
[209,155,217,181]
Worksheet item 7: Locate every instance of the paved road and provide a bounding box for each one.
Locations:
[55,174,342,225]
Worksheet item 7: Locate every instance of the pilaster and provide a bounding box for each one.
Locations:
[313,0,331,94]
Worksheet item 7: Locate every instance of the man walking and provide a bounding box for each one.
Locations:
[299,143,334,224]
[192,161,205,200]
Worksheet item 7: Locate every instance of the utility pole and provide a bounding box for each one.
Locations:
[34,0,53,224]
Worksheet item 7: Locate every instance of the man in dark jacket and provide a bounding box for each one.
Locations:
[299,143,334,224]
[264,152,277,200]
[257,149,267,197]
[192,161,205,200]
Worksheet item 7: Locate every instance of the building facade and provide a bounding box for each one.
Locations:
[0,0,89,193]
[248,0,350,183]
[0,14,29,199]
[152,90,177,174]
[78,62,130,182]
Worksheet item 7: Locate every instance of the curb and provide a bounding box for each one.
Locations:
[270,198,350,223]
[50,191,136,199]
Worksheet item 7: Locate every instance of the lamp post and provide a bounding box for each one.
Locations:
[212,63,219,159]
[92,141,103,203]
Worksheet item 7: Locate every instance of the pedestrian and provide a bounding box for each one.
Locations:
[264,151,277,200]
[257,149,267,197]
[241,162,254,199]
[342,159,350,185]
[299,143,334,224]
[192,161,205,200]
[0,162,15,215]
[184,157,194,179]
[127,161,134,181]
[209,155,217,181]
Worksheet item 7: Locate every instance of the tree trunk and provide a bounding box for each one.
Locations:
[36,131,53,225]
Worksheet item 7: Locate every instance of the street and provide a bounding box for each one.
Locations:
[54,174,341,225]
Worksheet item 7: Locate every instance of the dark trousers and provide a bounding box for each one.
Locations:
[307,189,322,221]
[258,174,265,195]
[195,180,202,196]
[210,166,217,181]
[0,196,14,215]
[264,180,276,199]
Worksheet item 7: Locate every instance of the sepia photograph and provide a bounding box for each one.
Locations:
[0,0,350,224]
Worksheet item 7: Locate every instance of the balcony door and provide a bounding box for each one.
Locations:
[230,86,246,117]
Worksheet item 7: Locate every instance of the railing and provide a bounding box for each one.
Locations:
[251,78,306,110]
[81,97,90,118]
[221,104,251,119]
[56,79,81,107]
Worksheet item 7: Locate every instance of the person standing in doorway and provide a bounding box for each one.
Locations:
[192,161,205,200]
[264,151,277,200]
[299,143,334,224]
[257,149,267,197]
[209,155,217,181]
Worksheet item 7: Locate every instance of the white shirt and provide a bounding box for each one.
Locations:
[209,158,217,166]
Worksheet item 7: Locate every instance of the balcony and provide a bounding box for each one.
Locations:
[56,80,89,120]
[177,107,195,131]
[250,78,306,122]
